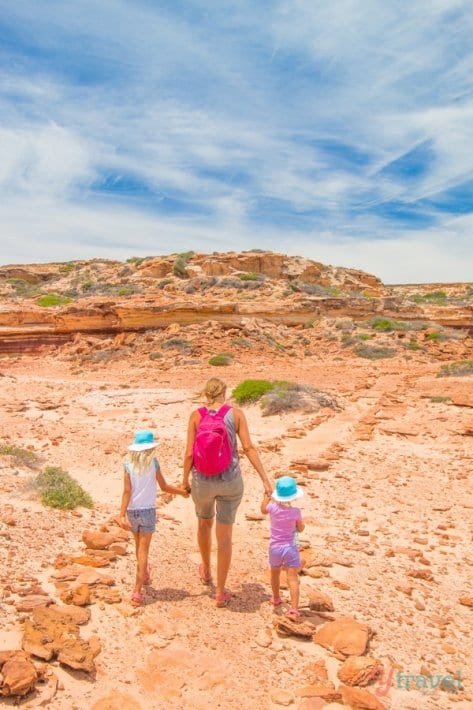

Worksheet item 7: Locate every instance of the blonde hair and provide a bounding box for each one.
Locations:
[127,448,156,475]
[200,378,227,404]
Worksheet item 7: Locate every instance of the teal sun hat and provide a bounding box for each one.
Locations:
[272,475,303,502]
[128,429,157,452]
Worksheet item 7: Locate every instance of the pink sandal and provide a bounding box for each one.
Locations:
[270,596,283,606]
[131,592,145,607]
[215,590,232,608]
[285,608,301,620]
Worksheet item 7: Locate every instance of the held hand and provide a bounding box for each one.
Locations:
[178,486,190,498]
[264,482,273,497]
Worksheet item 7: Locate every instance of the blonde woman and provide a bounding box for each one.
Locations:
[118,429,188,606]
[183,378,272,607]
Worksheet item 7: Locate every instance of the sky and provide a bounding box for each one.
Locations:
[1,0,472,283]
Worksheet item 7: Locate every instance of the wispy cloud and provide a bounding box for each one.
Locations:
[0,0,472,281]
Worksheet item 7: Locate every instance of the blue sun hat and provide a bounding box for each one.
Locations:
[272,475,303,502]
[128,429,157,452]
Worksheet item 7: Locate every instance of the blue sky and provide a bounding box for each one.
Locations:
[1,0,472,283]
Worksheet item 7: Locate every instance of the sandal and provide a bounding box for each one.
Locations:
[131,592,145,607]
[285,608,301,620]
[215,590,232,608]
[199,563,212,585]
[270,596,283,606]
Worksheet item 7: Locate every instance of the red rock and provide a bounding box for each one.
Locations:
[459,595,473,608]
[81,530,117,550]
[314,617,370,657]
[340,685,386,709]
[308,590,334,612]
[337,656,384,686]
[0,651,37,697]
[60,584,91,606]
[91,691,142,710]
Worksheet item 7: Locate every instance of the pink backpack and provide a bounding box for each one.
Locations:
[192,404,232,476]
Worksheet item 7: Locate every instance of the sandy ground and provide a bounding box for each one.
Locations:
[1,350,472,709]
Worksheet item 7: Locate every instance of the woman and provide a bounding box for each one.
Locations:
[183,377,272,607]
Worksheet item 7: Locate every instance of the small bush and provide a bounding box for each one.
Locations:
[355,345,397,359]
[437,361,473,377]
[157,279,173,289]
[238,272,260,281]
[413,290,447,304]
[0,444,39,468]
[260,382,338,416]
[231,337,252,348]
[208,353,233,366]
[406,339,423,351]
[126,256,145,266]
[117,286,137,296]
[37,294,73,307]
[149,351,163,360]
[425,330,446,342]
[232,379,274,404]
[161,338,191,351]
[370,318,411,332]
[36,466,93,509]
[173,251,194,278]
[7,279,41,298]
[430,396,451,403]
[58,262,75,274]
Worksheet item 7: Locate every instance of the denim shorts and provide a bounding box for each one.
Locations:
[127,507,156,533]
[269,543,301,569]
[191,474,244,525]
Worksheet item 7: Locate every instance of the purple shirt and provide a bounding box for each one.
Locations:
[267,502,301,546]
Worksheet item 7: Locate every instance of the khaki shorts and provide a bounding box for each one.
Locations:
[191,474,244,525]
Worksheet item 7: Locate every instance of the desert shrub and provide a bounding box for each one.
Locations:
[161,338,191,351]
[208,353,233,366]
[304,320,315,329]
[173,251,194,278]
[58,262,75,274]
[437,361,473,377]
[355,345,397,359]
[157,279,173,289]
[232,379,275,404]
[231,337,252,348]
[36,466,93,509]
[126,256,145,266]
[413,290,447,304]
[406,339,423,351]
[430,396,451,403]
[0,444,40,468]
[370,318,412,332]
[425,330,446,342]
[149,351,163,360]
[260,382,339,417]
[238,272,261,281]
[117,286,137,296]
[37,294,73,307]
[216,277,263,290]
[7,279,42,298]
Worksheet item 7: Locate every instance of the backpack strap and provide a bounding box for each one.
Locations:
[198,407,208,417]
[215,404,231,419]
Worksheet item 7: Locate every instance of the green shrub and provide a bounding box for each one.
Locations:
[239,272,260,281]
[7,279,41,298]
[117,286,137,296]
[425,330,446,342]
[37,294,73,307]
[149,351,163,360]
[208,353,233,366]
[36,466,93,509]
[231,337,252,348]
[370,318,411,332]
[406,339,423,351]
[304,320,315,329]
[0,444,40,468]
[58,262,76,274]
[356,333,372,341]
[413,290,447,304]
[173,251,194,278]
[161,338,191,351]
[355,345,397,359]
[232,379,275,404]
[157,279,173,289]
[430,396,451,403]
[437,361,473,377]
[126,256,145,266]
[260,382,338,416]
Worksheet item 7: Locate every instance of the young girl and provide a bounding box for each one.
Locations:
[261,475,305,620]
[118,429,189,606]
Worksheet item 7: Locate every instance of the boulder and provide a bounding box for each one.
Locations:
[0,651,37,697]
[337,656,384,686]
[313,617,370,657]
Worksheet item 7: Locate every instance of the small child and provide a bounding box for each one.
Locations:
[118,429,189,606]
[261,475,305,620]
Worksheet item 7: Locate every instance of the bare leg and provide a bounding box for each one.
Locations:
[215,521,233,597]
[270,567,281,601]
[197,517,213,578]
[133,532,153,595]
[286,567,300,611]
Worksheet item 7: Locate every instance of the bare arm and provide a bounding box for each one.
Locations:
[182,411,199,490]
[296,517,305,533]
[234,408,272,495]
[118,471,132,529]
[261,492,271,514]
[156,466,189,497]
